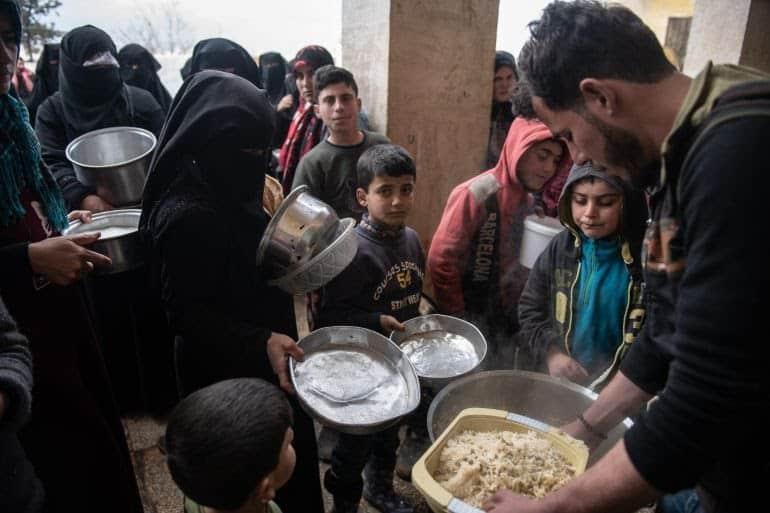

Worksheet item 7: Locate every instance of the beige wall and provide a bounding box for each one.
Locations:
[341,0,391,133]
[342,0,500,263]
[684,0,770,76]
[616,0,694,45]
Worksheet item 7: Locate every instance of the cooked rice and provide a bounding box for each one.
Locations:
[433,429,579,507]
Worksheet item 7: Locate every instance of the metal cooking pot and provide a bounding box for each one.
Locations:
[66,126,156,206]
[256,186,340,277]
[428,370,633,464]
[62,209,142,275]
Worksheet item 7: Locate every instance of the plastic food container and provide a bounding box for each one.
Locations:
[412,407,589,513]
[519,215,565,269]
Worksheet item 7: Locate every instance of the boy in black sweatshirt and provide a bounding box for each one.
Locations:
[319,144,423,513]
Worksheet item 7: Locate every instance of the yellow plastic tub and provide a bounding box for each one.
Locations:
[412,407,589,513]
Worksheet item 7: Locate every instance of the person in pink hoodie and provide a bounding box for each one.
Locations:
[427,117,571,369]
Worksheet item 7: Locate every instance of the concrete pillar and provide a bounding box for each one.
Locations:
[684,0,770,76]
[342,0,499,260]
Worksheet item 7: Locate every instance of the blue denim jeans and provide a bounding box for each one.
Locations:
[658,489,702,513]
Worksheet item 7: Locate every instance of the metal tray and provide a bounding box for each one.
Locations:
[290,326,421,434]
[391,314,487,391]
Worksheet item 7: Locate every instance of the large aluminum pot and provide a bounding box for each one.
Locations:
[66,126,156,206]
[428,370,633,464]
[62,209,142,275]
[390,314,487,392]
[256,186,340,277]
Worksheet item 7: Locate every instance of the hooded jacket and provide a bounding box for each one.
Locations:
[428,117,571,322]
[518,164,647,390]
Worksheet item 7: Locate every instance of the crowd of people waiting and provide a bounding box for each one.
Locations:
[1,1,769,513]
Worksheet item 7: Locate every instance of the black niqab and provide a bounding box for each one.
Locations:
[140,70,275,245]
[25,43,59,125]
[189,38,261,88]
[258,51,288,106]
[118,43,172,113]
[59,25,126,139]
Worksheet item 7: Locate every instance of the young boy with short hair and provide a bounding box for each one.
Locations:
[292,65,389,220]
[164,378,296,513]
[319,144,423,513]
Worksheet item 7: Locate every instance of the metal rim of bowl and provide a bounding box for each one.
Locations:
[65,126,157,170]
[289,326,421,432]
[256,185,311,267]
[426,369,634,441]
[63,208,142,240]
[267,217,357,291]
[394,313,488,382]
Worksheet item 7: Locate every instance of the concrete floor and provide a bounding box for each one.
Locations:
[123,415,432,513]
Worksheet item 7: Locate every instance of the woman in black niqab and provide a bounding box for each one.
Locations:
[118,43,173,113]
[258,51,288,106]
[24,42,59,126]
[58,25,126,138]
[139,71,325,513]
[188,37,261,87]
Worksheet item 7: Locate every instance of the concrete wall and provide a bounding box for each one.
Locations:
[341,0,391,133]
[684,0,751,75]
[342,0,499,266]
[740,0,770,73]
[386,0,499,256]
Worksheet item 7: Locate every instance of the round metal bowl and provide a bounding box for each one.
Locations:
[62,209,142,275]
[428,370,633,465]
[66,126,156,206]
[267,217,358,294]
[290,326,421,435]
[256,186,340,277]
[390,314,487,392]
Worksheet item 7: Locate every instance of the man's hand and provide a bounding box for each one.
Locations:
[277,94,294,112]
[380,315,405,333]
[80,194,114,213]
[67,210,93,223]
[483,490,539,512]
[266,332,304,394]
[28,233,112,285]
[546,347,589,384]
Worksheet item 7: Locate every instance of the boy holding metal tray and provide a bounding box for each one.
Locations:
[318,144,424,513]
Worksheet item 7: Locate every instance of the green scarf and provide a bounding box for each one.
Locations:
[0,93,68,232]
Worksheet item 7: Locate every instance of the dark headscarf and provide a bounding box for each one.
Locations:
[495,50,518,77]
[139,70,275,246]
[58,25,127,139]
[118,43,172,113]
[189,38,261,88]
[179,56,192,81]
[25,43,59,125]
[292,45,334,74]
[0,0,68,231]
[258,51,288,106]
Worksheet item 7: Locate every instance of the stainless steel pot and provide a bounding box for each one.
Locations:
[62,209,142,275]
[256,186,340,277]
[66,127,156,206]
[427,370,633,464]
